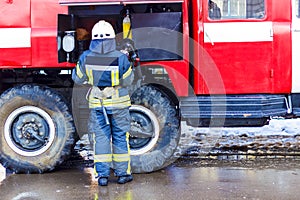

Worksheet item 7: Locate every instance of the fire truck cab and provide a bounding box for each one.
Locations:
[0,0,299,173]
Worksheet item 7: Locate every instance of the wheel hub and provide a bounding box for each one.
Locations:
[129,105,160,155]
[4,106,55,157]
[13,113,49,150]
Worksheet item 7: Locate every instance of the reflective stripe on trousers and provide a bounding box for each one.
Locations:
[89,107,131,177]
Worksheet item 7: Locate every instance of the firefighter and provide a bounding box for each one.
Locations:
[72,20,134,186]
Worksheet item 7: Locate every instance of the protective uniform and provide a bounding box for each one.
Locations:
[72,20,134,185]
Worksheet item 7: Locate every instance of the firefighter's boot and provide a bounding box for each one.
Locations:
[117,175,133,184]
[98,177,108,186]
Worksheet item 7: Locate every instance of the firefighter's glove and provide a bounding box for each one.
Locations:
[102,87,115,98]
[90,86,105,99]
[90,86,116,99]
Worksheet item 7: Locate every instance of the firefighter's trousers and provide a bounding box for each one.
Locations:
[89,107,131,178]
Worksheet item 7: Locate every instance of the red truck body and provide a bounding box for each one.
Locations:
[0,0,296,95]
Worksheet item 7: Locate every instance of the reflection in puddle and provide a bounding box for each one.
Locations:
[11,192,39,200]
[0,164,6,183]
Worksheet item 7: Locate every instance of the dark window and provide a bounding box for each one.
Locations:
[208,0,265,20]
[296,0,300,18]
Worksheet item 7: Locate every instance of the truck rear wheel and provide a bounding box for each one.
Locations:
[130,85,180,173]
[0,84,75,173]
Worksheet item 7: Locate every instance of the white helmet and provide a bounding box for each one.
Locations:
[92,20,115,40]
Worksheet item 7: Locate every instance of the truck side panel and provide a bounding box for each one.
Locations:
[31,0,69,67]
[272,1,292,93]
[192,0,292,95]
[0,0,31,66]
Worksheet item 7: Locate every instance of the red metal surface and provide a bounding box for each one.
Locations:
[0,0,31,66]
[272,22,292,93]
[59,0,183,5]
[192,0,292,95]
[31,0,68,27]
[31,28,74,68]
[0,48,31,67]
[0,0,30,27]
[142,60,189,96]
[271,0,292,93]
[31,0,70,67]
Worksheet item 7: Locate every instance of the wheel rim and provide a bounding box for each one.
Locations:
[129,105,160,155]
[4,106,56,157]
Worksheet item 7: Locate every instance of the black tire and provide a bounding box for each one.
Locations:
[0,84,76,173]
[130,85,180,173]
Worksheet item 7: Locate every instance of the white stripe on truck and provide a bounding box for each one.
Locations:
[204,22,273,43]
[0,28,31,48]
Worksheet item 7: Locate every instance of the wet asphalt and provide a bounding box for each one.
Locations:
[1,158,300,200]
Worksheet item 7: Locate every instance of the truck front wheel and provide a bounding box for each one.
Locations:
[130,85,180,173]
[0,84,75,173]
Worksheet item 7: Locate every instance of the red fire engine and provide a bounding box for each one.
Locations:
[0,0,299,173]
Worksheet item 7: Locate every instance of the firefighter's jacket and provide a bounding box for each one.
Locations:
[72,39,134,109]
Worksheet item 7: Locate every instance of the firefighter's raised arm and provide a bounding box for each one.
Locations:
[119,53,134,87]
[72,54,89,85]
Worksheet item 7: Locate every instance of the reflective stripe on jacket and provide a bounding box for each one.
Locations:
[72,46,134,109]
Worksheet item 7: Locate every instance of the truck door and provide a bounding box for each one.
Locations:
[199,0,273,94]
[292,0,300,93]
[0,0,31,66]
